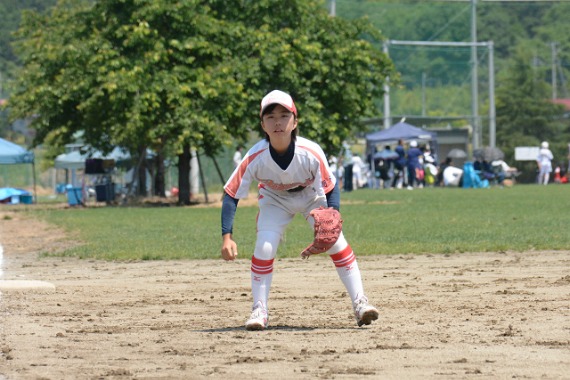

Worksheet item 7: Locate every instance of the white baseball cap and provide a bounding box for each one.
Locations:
[260,90,297,117]
[409,140,418,148]
[541,141,549,149]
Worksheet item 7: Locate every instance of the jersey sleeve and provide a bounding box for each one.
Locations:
[223,142,267,199]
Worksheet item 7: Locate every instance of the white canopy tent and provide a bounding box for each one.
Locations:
[0,137,37,202]
[54,147,131,170]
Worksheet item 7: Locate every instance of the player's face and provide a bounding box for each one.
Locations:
[261,104,297,145]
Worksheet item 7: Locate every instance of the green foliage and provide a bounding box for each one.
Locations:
[495,45,569,163]
[336,1,570,146]
[5,0,570,173]
[28,185,570,261]
[8,0,393,161]
[0,0,58,76]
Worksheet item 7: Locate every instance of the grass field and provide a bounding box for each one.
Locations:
[12,184,569,261]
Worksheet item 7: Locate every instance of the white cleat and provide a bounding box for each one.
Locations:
[245,301,268,331]
[353,296,379,327]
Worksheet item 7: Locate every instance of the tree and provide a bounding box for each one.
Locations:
[495,45,569,168]
[8,0,393,203]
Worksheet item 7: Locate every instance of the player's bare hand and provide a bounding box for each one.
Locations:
[221,234,238,261]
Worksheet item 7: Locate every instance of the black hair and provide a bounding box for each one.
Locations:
[260,103,297,142]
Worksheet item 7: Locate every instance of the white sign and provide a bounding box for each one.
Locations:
[515,147,539,161]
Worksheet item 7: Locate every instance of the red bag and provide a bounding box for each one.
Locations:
[416,168,425,181]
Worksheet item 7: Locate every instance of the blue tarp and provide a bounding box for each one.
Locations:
[462,162,490,189]
[0,138,35,164]
[0,187,32,204]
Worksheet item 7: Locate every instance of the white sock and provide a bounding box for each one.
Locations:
[330,246,364,303]
[251,256,274,309]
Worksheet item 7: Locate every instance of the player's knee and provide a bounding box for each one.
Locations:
[254,230,281,260]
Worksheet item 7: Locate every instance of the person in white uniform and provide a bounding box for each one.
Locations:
[536,141,554,185]
[232,145,243,169]
[220,90,379,331]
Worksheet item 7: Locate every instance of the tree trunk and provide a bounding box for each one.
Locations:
[178,143,191,205]
[154,151,166,197]
[137,145,147,197]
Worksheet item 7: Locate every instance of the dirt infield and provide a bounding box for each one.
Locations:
[1,211,569,379]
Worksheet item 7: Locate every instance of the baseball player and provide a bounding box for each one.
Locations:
[220,90,379,331]
[537,141,554,185]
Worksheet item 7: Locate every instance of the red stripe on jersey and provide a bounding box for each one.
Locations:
[297,145,335,193]
[330,246,356,268]
[251,256,274,275]
[225,148,267,198]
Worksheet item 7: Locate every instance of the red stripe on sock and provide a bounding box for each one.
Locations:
[329,245,356,268]
[251,256,274,275]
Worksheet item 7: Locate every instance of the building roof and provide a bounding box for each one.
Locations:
[551,98,570,110]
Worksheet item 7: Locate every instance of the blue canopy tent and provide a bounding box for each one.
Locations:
[365,122,439,177]
[0,137,37,203]
[366,121,438,147]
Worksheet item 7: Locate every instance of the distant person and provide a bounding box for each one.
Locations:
[351,154,365,190]
[392,139,407,189]
[406,140,423,190]
[376,145,396,189]
[491,159,519,180]
[436,157,452,187]
[474,158,499,183]
[553,163,562,184]
[423,146,437,187]
[443,164,463,187]
[329,155,338,179]
[537,141,554,185]
[233,145,244,169]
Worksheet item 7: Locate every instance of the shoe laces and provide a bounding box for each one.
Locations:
[353,295,369,310]
[250,301,267,318]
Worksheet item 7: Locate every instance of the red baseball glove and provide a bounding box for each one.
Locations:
[301,206,343,259]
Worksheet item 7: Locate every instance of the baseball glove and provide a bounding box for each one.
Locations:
[301,206,343,259]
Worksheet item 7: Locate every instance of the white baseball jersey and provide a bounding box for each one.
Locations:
[224,136,336,199]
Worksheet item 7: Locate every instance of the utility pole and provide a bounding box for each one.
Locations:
[551,42,557,100]
[330,0,336,17]
[471,0,480,150]
[422,72,427,117]
[488,42,496,148]
[383,42,391,129]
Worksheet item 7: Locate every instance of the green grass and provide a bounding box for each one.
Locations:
[18,184,570,261]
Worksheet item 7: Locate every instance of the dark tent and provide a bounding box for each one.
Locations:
[366,122,437,146]
[366,121,438,159]
[0,137,37,203]
[365,122,439,176]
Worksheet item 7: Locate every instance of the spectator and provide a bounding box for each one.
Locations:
[233,145,244,169]
[392,139,407,189]
[436,157,452,187]
[406,140,423,190]
[475,158,501,184]
[443,164,463,187]
[537,141,554,185]
[374,145,397,189]
[491,159,520,180]
[423,146,437,187]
